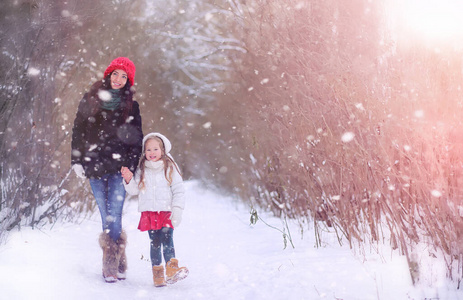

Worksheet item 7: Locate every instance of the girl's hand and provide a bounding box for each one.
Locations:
[121,166,133,183]
[170,207,183,228]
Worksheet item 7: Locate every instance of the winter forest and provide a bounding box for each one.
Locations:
[3,0,463,291]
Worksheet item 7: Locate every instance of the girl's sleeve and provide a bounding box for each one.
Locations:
[124,170,141,196]
[170,169,185,210]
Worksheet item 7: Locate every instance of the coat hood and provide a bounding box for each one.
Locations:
[142,132,172,154]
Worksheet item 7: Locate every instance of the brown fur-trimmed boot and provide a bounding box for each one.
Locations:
[152,265,167,287]
[116,230,127,280]
[165,258,189,284]
[99,232,119,283]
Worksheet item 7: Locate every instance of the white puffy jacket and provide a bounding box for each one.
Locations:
[124,160,185,212]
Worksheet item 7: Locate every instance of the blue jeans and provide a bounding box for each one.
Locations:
[89,173,126,241]
[149,227,175,266]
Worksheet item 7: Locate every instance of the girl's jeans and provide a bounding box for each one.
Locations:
[149,227,175,266]
[89,173,126,241]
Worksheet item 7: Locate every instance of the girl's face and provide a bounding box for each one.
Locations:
[145,139,163,162]
[110,69,128,89]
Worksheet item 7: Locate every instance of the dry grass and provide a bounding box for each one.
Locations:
[228,0,463,283]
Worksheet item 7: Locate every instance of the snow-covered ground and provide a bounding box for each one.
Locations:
[1,181,462,300]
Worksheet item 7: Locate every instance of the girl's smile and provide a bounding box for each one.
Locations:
[145,139,163,162]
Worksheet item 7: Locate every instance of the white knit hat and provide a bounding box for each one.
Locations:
[142,132,172,154]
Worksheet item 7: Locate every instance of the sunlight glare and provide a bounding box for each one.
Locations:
[398,0,463,41]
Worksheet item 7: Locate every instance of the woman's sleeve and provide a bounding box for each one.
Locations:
[126,101,143,173]
[71,96,88,165]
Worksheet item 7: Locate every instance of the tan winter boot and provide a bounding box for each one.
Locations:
[165,258,189,284]
[152,265,167,287]
[116,230,127,280]
[99,232,119,283]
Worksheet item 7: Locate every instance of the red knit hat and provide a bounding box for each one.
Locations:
[103,57,136,86]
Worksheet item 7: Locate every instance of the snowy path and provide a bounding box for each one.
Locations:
[0,181,460,299]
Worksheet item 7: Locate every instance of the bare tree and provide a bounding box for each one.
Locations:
[0,0,146,240]
[0,0,245,242]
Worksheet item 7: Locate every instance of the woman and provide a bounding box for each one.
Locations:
[71,57,143,283]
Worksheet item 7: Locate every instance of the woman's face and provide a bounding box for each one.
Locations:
[145,138,163,162]
[110,69,128,89]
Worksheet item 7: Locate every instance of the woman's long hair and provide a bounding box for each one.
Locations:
[86,73,134,119]
[138,136,182,190]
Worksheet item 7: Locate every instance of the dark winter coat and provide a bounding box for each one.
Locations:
[71,91,143,179]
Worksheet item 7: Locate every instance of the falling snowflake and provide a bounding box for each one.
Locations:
[431,190,442,198]
[295,2,305,9]
[98,90,111,101]
[414,110,424,118]
[205,13,213,21]
[27,67,40,76]
[61,10,71,17]
[260,78,269,85]
[71,149,81,157]
[341,132,355,143]
[355,103,365,111]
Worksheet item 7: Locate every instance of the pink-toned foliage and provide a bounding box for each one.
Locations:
[229,0,463,283]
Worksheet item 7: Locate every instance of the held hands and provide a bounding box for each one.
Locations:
[72,164,86,179]
[170,207,183,228]
[121,166,133,184]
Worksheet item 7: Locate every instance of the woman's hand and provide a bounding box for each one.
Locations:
[121,166,133,184]
[72,164,86,179]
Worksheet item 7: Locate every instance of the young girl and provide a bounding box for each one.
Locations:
[121,132,188,287]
